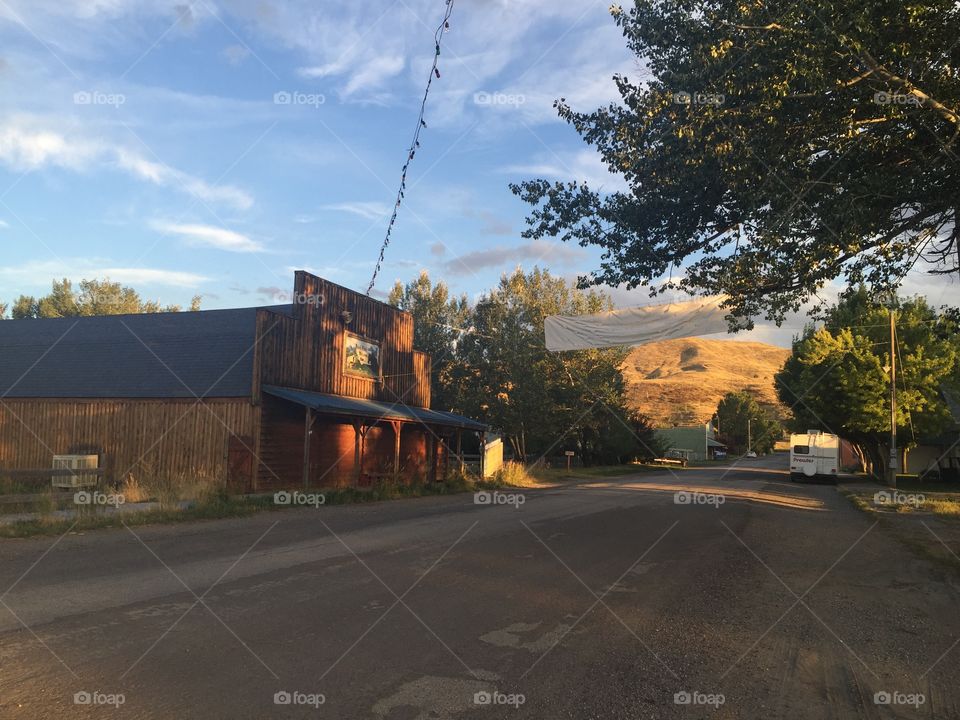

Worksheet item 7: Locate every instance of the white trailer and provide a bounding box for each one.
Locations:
[790,431,840,482]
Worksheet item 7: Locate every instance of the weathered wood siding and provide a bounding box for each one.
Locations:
[254,272,432,407]
[0,398,256,484]
[411,351,431,409]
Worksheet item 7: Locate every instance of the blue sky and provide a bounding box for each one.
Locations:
[1,1,955,347]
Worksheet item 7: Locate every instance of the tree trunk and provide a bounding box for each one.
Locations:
[863,441,886,481]
[851,443,868,474]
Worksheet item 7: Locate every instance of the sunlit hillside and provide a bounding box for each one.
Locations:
[622,338,791,426]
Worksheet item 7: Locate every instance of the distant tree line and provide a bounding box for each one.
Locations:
[389,268,665,465]
[1,278,201,318]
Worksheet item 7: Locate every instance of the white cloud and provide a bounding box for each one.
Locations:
[320,201,391,221]
[0,121,253,210]
[344,54,405,96]
[248,1,630,114]
[300,54,405,98]
[442,239,585,276]
[501,149,628,192]
[96,266,209,286]
[0,219,8,228]
[0,258,208,288]
[151,221,263,253]
[221,44,250,65]
[0,124,99,170]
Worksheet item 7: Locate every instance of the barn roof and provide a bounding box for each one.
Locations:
[0,306,291,399]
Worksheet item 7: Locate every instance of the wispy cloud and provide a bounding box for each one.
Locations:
[221,44,250,65]
[462,207,512,236]
[442,239,585,275]
[0,121,253,210]
[0,258,209,288]
[151,221,263,253]
[300,54,405,98]
[501,149,628,192]
[320,201,391,220]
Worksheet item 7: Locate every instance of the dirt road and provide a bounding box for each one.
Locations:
[1,455,957,718]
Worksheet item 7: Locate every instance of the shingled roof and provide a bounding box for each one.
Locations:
[0,306,291,399]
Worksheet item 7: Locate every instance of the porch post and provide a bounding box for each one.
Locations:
[391,420,402,479]
[443,434,450,481]
[479,430,486,478]
[302,407,313,488]
[352,420,362,485]
[456,429,463,474]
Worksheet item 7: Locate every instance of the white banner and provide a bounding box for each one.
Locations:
[545,295,733,351]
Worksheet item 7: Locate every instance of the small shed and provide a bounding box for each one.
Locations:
[657,421,727,462]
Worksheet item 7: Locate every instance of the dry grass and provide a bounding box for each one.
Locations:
[122,465,213,508]
[622,337,790,425]
[491,461,541,487]
[842,488,960,520]
[924,498,960,517]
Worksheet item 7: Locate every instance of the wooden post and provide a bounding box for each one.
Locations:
[352,419,362,485]
[442,435,449,481]
[479,431,486,479]
[391,420,402,480]
[429,432,439,483]
[302,407,313,488]
[456,429,463,474]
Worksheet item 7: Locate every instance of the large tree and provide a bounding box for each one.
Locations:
[457,268,647,464]
[387,271,471,412]
[512,0,960,325]
[10,278,200,318]
[391,268,648,464]
[775,288,959,477]
[716,390,782,455]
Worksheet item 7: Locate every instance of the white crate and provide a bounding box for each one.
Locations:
[51,455,100,488]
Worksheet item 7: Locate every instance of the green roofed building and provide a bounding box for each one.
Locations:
[657,421,727,462]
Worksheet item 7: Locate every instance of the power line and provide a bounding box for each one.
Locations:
[366,0,456,296]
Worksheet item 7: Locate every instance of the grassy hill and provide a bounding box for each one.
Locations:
[621,338,791,427]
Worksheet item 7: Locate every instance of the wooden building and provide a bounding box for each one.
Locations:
[0,272,485,492]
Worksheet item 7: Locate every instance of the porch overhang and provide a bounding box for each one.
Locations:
[263,385,486,431]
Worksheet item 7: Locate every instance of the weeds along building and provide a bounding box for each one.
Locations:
[0,271,486,491]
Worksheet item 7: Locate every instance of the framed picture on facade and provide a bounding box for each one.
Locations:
[343,332,381,380]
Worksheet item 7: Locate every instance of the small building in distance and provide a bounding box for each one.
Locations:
[657,421,727,462]
[0,271,486,492]
[903,388,960,480]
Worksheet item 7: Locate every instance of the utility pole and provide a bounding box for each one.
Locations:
[889,307,898,489]
[747,418,752,455]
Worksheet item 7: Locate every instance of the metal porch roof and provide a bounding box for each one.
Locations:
[263,385,486,431]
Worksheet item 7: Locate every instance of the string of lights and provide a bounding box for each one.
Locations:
[366,0,456,295]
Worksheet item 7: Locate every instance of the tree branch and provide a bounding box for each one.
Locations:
[860,51,960,127]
